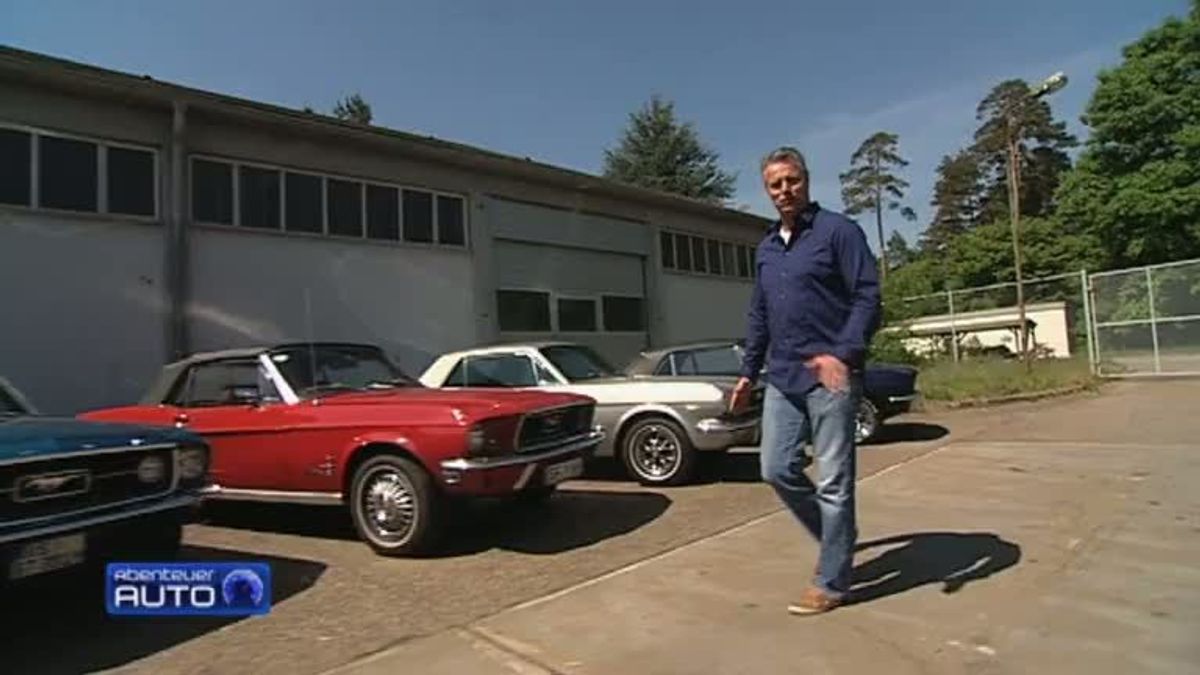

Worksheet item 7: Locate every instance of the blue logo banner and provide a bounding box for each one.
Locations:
[105,562,272,616]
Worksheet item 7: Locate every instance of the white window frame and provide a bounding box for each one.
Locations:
[188,152,469,248]
[233,159,285,231]
[324,175,366,240]
[498,287,648,336]
[496,287,554,333]
[600,293,648,335]
[363,180,401,242]
[660,227,757,282]
[281,168,327,235]
[0,121,160,221]
[554,294,601,334]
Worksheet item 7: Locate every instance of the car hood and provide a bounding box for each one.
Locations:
[550,376,733,406]
[311,387,590,420]
[0,415,199,462]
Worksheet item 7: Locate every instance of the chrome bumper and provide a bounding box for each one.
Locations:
[0,493,200,545]
[440,429,604,478]
[696,416,761,434]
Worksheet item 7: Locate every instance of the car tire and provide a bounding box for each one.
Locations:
[619,416,697,487]
[856,399,879,445]
[349,455,441,557]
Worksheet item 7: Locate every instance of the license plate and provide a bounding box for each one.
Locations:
[543,457,584,485]
[8,532,86,581]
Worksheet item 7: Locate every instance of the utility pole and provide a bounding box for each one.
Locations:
[1006,71,1067,373]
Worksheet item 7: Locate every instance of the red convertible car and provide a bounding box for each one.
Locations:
[79,342,603,556]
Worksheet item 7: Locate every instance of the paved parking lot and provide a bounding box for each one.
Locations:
[5,380,1196,674]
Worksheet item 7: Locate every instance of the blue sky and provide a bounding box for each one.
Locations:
[1,0,1189,248]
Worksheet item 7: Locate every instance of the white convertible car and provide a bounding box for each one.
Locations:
[419,342,763,486]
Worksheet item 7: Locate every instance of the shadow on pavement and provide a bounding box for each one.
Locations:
[200,489,671,558]
[0,545,326,675]
[849,531,1021,605]
[867,422,950,445]
[581,454,764,485]
[437,489,672,557]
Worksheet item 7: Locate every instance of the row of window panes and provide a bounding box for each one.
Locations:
[191,157,467,246]
[0,126,156,217]
[660,230,756,279]
[496,290,646,333]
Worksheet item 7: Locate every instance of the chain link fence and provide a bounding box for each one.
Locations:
[894,271,1089,362]
[893,257,1200,377]
[1088,258,1200,376]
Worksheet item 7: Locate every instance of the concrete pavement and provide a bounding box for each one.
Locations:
[329,380,1200,675]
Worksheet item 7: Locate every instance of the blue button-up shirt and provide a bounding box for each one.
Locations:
[740,203,882,397]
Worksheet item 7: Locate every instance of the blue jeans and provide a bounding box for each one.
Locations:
[759,379,860,599]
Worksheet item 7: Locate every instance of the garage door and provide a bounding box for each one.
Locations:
[494,239,648,367]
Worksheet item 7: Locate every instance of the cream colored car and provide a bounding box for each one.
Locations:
[419,342,762,486]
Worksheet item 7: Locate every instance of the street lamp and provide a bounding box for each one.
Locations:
[1007,71,1067,371]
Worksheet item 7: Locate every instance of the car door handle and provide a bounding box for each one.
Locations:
[174,412,190,427]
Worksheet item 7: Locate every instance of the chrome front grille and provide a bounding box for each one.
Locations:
[517,404,595,452]
[0,447,176,525]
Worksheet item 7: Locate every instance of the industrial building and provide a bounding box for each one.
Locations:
[0,46,772,413]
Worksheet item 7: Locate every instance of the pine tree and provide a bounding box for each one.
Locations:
[923,149,985,252]
[602,96,736,203]
[838,131,916,279]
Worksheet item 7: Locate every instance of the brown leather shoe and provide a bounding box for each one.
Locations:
[787,585,843,615]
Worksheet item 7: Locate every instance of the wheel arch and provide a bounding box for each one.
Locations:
[613,405,692,455]
[341,439,431,502]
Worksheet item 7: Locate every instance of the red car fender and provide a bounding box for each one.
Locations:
[336,431,425,482]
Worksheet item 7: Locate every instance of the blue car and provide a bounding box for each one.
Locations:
[0,376,211,585]
[623,340,919,444]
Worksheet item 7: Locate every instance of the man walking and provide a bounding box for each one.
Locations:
[729,147,882,614]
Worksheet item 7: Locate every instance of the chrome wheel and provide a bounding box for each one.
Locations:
[629,423,682,481]
[359,466,418,546]
[856,399,879,444]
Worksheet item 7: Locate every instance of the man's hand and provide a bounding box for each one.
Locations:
[806,354,848,393]
[728,377,753,414]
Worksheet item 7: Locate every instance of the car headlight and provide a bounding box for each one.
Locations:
[176,446,208,481]
[467,425,487,454]
[137,455,167,484]
[464,418,517,458]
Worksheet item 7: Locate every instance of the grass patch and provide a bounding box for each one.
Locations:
[917,357,1099,403]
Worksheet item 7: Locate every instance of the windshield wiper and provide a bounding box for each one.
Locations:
[300,383,362,396]
[365,377,416,389]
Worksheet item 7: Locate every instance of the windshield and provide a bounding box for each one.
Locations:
[268,344,417,396]
[540,344,618,382]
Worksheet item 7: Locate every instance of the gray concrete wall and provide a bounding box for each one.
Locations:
[657,274,754,346]
[188,227,475,377]
[0,215,167,413]
[0,79,169,149]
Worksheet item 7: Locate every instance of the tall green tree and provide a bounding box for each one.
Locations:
[946,217,1103,291]
[923,149,985,251]
[839,131,917,278]
[1057,1,1200,267]
[885,230,916,270]
[332,93,373,125]
[971,79,1077,224]
[602,96,736,203]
